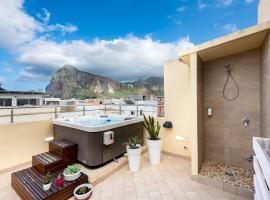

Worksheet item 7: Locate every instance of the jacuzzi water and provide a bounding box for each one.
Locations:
[72,116,124,127]
[54,114,143,132]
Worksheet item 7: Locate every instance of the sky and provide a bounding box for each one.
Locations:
[0,0,259,91]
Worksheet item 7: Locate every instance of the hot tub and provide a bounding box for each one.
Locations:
[53,115,144,167]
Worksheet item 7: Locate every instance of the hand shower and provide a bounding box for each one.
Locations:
[223,64,239,101]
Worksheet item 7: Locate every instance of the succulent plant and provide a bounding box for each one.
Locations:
[64,164,80,175]
[42,172,52,185]
[143,114,161,140]
[76,186,90,195]
[123,136,141,149]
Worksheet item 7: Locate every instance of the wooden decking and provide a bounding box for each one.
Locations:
[11,168,88,200]
[11,139,88,200]
[32,153,64,175]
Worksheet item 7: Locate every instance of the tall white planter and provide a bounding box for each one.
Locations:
[126,144,141,172]
[147,139,162,165]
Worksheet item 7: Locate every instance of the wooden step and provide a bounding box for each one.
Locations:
[49,139,77,165]
[32,153,65,175]
[11,167,88,200]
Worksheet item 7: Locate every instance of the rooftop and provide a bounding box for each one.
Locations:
[179,21,270,64]
[0,153,247,200]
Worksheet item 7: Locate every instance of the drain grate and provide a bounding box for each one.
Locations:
[225,171,234,176]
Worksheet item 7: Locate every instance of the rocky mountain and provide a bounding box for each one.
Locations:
[132,77,164,93]
[46,65,123,99]
[46,65,163,99]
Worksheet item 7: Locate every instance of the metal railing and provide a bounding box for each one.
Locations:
[0,103,164,124]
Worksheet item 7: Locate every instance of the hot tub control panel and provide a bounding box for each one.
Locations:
[103,131,114,145]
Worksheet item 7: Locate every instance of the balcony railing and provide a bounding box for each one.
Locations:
[0,103,164,124]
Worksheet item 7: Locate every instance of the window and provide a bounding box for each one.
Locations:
[0,98,12,106]
[30,99,38,105]
[17,98,40,106]
[17,99,29,106]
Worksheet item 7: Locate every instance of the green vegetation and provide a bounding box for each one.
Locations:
[70,85,163,99]
[71,87,98,99]
[64,164,81,175]
[42,172,52,185]
[76,186,90,195]
[100,86,141,99]
[143,114,161,140]
[123,136,142,149]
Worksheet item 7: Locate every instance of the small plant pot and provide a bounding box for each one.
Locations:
[63,170,81,181]
[147,139,162,165]
[43,182,52,191]
[55,177,64,187]
[126,144,141,172]
[74,183,93,200]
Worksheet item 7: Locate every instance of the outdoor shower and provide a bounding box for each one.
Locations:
[223,64,239,101]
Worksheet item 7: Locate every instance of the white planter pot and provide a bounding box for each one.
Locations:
[43,182,51,191]
[126,144,141,172]
[74,183,93,200]
[147,139,162,165]
[63,170,81,181]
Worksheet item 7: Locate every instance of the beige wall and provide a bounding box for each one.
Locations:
[163,60,192,157]
[203,49,261,170]
[258,0,270,24]
[190,53,205,175]
[0,121,53,172]
[196,55,204,173]
[261,33,270,138]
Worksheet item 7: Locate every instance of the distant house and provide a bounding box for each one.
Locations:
[43,97,61,106]
[0,86,45,107]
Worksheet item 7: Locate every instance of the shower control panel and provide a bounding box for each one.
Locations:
[207,108,213,117]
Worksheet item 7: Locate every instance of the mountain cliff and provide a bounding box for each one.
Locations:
[46,65,163,99]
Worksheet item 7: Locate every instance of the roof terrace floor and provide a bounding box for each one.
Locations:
[0,153,248,200]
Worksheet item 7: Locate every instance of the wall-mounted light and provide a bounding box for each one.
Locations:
[44,136,54,142]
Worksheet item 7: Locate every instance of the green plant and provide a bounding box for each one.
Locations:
[43,172,52,185]
[64,164,80,175]
[123,136,142,149]
[76,186,90,195]
[143,114,161,140]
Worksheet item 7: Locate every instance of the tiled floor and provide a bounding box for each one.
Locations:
[0,154,249,200]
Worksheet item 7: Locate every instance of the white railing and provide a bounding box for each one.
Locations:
[0,103,164,124]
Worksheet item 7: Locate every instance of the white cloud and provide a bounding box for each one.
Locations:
[0,0,77,50]
[17,36,194,81]
[176,6,187,12]
[0,0,43,50]
[1,0,194,82]
[18,66,49,81]
[0,76,5,83]
[46,24,78,35]
[222,23,238,33]
[218,0,233,7]
[4,66,15,73]
[37,8,50,24]
[245,0,255,4]
[198,0,207,10]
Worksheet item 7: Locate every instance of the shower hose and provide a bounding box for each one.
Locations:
[223,65,239,101]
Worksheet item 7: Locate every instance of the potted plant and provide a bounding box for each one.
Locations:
[55,174,64,187]
[123,136,142,172]
[63,164,81,181]
[143,115,162,165]
[42,172,52,191]
[74,183,93,200]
